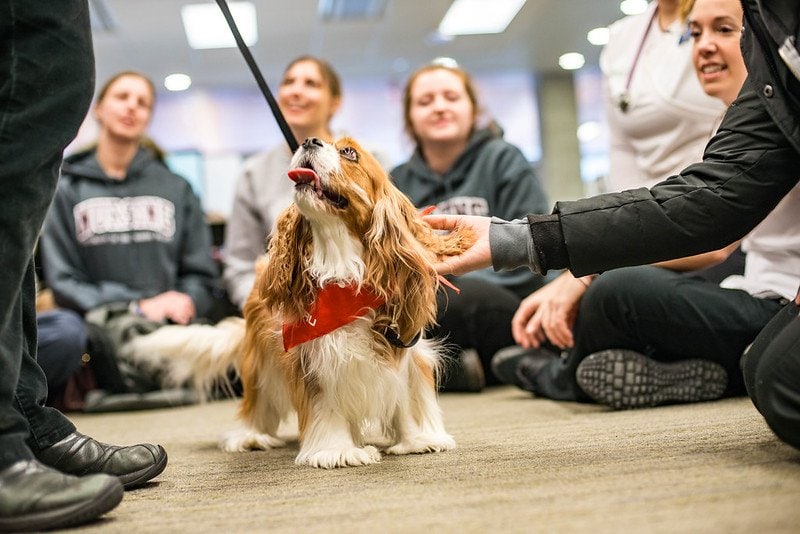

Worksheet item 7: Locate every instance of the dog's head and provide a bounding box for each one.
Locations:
[259,136,473,348]
[287,136,392,232]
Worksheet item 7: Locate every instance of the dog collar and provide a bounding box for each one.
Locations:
[282,283,385,350]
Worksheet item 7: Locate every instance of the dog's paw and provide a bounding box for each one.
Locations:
[386,434,456,455]
[296,445,381,469]
[219,428,286,452]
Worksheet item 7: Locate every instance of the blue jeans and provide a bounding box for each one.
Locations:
[0,0,95,469]
[37,309,88,390]
[532,266,785,402]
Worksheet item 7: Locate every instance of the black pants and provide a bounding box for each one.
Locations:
[431,276,519,385]
[743,300,800,450]
[532,266,784,402]
[0,0,94,470]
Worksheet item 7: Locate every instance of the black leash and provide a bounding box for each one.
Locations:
[214,0,299,153]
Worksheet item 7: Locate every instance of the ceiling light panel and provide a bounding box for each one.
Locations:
[182,1,258,50]
[318,0,387,21]
[438,0,526,36]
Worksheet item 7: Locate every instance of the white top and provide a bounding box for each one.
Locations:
[720,183,800,301]
[600,2,725,191]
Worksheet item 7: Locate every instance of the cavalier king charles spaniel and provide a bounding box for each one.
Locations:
[123,137,473,468]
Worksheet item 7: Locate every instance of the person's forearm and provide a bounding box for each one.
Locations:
[489,214,568,274]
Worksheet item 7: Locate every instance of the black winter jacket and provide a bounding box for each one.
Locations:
[512,0,800,277]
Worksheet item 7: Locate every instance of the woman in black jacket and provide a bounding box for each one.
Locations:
[426,0,800,450]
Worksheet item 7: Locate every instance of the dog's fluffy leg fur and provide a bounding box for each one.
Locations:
[386,339,456,455]
[223,328,292,452]
[292,323,388,468]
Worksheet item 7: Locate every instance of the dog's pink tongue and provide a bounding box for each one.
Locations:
[288,168,318,184]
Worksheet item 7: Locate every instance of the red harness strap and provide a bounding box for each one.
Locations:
[282,283,385,351]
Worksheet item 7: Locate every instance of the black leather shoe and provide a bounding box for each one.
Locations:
[491,345,560,390]
[0,459,122,532]
[35,432,168,489]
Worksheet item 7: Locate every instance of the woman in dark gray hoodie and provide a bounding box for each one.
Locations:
[41,71,217,325]
[391,60,550,391]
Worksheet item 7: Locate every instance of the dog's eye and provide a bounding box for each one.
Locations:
[339,147,358,162]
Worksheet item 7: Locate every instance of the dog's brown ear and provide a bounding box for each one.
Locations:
[260,205,314,320]
[364,185,438,343]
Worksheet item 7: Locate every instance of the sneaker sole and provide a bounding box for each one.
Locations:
[576,350,728,409]
[0,477,123,532]
[119,445,168,489]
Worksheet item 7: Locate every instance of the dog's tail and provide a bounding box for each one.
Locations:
[119,316,245,398]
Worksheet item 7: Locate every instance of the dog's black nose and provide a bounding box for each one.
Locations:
[303,137,324,149]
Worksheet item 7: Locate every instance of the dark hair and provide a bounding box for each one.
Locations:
[402,60,480,146]
[282,55,342,99]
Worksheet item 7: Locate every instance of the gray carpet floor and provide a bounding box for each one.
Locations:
[65,387,800,533]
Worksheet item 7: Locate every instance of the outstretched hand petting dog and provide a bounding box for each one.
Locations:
[423,214,492,276]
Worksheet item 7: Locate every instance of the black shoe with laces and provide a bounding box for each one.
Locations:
[576,349,728,409]
[491,345,560,390]
[35,431,168,489]
[0,459,123,532]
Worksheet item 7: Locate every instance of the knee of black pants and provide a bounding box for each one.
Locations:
[743,303,800,450]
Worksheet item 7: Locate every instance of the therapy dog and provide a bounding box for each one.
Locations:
[122,136,473,468]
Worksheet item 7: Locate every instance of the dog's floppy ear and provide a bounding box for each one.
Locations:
[364,184,439,343]
[260,204,314,320]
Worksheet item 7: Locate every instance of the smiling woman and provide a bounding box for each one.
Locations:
[688,0,746,106]
[222,56,345,311]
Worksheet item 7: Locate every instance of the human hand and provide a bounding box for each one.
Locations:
[138,291,196,325]
[423,214,491,275]
[512,272,588,349]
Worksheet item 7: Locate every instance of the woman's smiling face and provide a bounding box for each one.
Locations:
[408,68,476,148]
[689,0,746,106]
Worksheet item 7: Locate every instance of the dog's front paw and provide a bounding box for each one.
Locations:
[219,427,286,452]
[296,445,381,469]
[386,434,456,455]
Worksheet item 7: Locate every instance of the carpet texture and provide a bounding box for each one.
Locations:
[66,387,800,533]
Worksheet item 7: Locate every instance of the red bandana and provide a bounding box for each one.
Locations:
[282,283,385,350]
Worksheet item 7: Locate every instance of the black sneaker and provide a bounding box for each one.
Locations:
[440,349,485,392]
[491,345,560,389]
[576,349,728,410]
